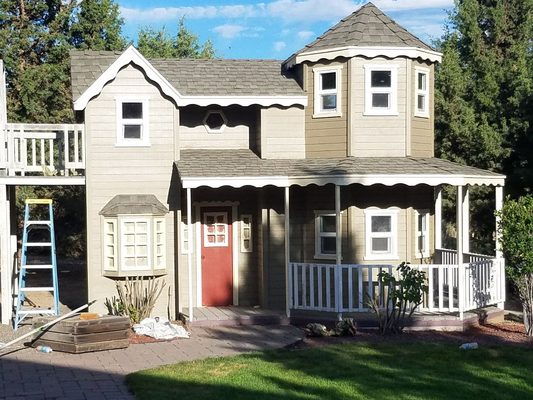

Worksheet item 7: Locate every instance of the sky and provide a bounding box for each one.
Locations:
[117,0,454,59]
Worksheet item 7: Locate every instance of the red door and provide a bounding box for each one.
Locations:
[201,207,233,306]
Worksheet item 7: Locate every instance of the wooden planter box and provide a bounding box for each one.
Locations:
[32,315,131,353]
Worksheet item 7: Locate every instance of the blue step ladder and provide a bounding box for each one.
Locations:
[14,199,59,330]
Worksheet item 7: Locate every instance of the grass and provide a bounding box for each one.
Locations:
[126,341,533,399]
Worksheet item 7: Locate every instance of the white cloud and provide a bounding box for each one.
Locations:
[120,5,258,22]
[213,24,247,39]
[273,41,287,52]
[297,30,314,41]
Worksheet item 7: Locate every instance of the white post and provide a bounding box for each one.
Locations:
[284,186,291,318]
[495,185,505,309]
[434,186,442,250]
[456,185,464,320]
[0,184,12,325]
[335,185,342,321]
[186,188,193,322]
[0,60,7,169]
[462,186,470,254]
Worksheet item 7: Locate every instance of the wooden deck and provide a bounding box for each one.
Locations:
[191,306,289,327]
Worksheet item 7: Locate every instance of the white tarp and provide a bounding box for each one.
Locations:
[133,318,190,340]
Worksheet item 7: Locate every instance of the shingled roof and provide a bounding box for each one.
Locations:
[176,149,504,184]
[70,51,303,101]
[100,194,168,216]
[290,2,433,58]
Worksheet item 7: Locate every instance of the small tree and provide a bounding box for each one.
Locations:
[367,262,428,334]
[497,195,533,336]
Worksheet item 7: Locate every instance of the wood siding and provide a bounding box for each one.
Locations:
[350,57,408,157]
[260,106,305,159]
[304,59,349,158]
[411,62,435,157]
[85,64,177,316]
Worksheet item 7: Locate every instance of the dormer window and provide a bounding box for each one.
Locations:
[313,66,342,117]
[415,67,430,118]
[116,98,149,146]
[364,65,398,116]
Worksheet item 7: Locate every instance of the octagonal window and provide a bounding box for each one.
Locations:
[203,110,227,133]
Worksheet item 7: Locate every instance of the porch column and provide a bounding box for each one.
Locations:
[284,186,290,318]
[456,185,465,320]
[186,187,194,322]
[434,186,442,250]
[462,186,470,254]
[495,185,505,309]
[0,184,12,325]
[335,184,342,321]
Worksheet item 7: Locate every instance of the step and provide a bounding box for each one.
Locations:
[18,309,56,315]
[19,287,55,292]
[25,220,51,225]
[24,242,52,247]
[21,264,54,270]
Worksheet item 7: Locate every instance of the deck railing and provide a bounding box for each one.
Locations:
[289,258,505,317]
[0,123,85,176]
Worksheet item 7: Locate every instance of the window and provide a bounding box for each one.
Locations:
[240,214,253,253]
[314,211,337,259]
[313,66,342,117]
[203,110,227,133]
[103,219,118,271]
[415,67,430,118]
[116,99,149,146]
[364,65,398,115]
[203,212,229,247]
[154,218,166,269]
[364,208,399,260]
[181,215,190,255]
[121,218,151,270]
[415,210,430,258]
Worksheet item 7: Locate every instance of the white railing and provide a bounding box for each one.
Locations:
[289,259,505,316]
[435,248,493,264]
[0,123,85,176]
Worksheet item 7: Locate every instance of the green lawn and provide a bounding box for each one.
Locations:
[126,341,533,400]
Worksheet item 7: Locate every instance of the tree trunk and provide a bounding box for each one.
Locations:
[520,273,533,337]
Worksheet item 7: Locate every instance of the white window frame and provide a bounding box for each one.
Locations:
[313,66,342,118]
[115,97,150,147]
[364,208,399,260]
[364,64,398,116]
[414,66,430,118]
[415,209,430,258]
[103,218,118,272]
[314,210,338,260]
[153,217,166,270]
[240,214,253,253]
[203,110,228,134]
[180,214,190,255]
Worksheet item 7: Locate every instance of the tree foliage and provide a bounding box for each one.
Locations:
[497,196,533,336]
[137,17,215,59]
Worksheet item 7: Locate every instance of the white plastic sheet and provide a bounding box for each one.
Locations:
[133,318,190,340]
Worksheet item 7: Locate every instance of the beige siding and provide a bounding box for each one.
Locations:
[260,106,305,159]
[350,57,408,157]
[179,105,255,149]
[411,62,435,157]
[85,64,176,316]
[305,59,349,158]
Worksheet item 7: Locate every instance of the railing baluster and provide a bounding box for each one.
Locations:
[309,264,315,309]
[49,138,54,169]
[448,265,454,311]
[63,125,69,175]
[302,265,307,308]
[74,128,79,164]
[367,267,373,310]
[347,266,353,311]
[428,265,434,311]
[293,264,299,309]
[325,266,331,310]
[31,138,36,168]
[40,138,45,167]
[317,266,323,311]
[358,267,363,309]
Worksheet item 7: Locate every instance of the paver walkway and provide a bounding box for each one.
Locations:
[0,325,303,400]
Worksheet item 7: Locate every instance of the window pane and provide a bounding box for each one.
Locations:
[372,237,390,252]
[371,70,391,87]
[136,222,148,233]
[371,216,391,233]
[417,95,425,111]
[124,125,141,139]
[321,72,336,90]
[418,236,425,252]
[321,237,336,254]
[122,102,143,119]
[321,215,336,233]
[418,214,426,231]
[321,94,337,110]
[372,93,390,108]
[418,73,426,91]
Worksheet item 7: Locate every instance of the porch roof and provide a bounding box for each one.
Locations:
[176,149,505,189]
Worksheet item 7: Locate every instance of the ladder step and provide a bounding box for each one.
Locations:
[17,309,56,315]
[21,264,53,270]
[26,220,51,225]
[24,242,52,247]
[20,287,55,292]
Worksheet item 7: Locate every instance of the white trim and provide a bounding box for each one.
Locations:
[153,217,166,270]
[314,210,340,260]
[203,110,227,134]
[364,207,399,261]
[240,214,253,253]
[364,64,398,116]
[313,66,342,118]
[73,46,308,110]
[414,66,430,118]
[102,218,118,272]
[284,46,442,68]
[415,209,430,258]
[180,173,506,189]
[115,97,150,147]
[0,176,86,185]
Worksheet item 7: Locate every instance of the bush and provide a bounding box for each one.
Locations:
[367,262,428,334]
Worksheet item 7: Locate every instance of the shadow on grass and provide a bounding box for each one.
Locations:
[127,340,533,400]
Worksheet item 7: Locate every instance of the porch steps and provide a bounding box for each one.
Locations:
[190,307,290,327]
